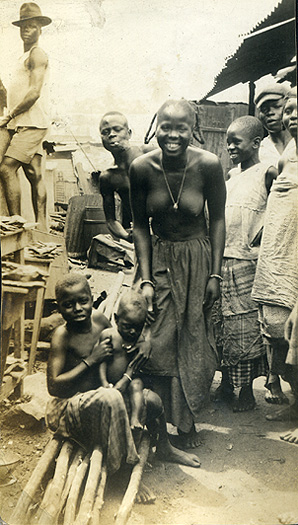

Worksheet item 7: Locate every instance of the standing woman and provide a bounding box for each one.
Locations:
[130,100,226,448]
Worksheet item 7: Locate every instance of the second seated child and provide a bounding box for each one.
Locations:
[221,115,277,412]
[99,289,149,432]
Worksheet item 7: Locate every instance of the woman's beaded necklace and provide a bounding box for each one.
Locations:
[161,158,188,211]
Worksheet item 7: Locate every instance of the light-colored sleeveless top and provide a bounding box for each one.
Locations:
[7,46,50,130]
[224,163,269,260]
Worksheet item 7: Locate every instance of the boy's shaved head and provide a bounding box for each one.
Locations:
[157,99,196,128]
[117,289,147,319]
[228,116,264,141]
[100,111,129,129]
[55,273,91,302]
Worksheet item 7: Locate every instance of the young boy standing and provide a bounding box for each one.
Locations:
[99,290,148,432]
[221,116,277,412]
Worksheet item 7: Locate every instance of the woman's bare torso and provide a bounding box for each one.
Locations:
[144,147,209,241]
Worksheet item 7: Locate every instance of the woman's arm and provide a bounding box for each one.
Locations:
[130,160,155,311]
[204,156,226,308]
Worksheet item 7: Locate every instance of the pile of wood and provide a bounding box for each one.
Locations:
[11,432,150,525]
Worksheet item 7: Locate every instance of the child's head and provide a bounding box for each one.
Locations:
[55,273,93,324]
[115,289,147,344]
[227,116,264,166]
[156,99,195,157]
[99,111,131,153]
[283,87,297,140]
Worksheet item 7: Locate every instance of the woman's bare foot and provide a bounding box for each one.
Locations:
[177,425,201,449]
[266,401,298,421]
[136,481,156,504]
[233,384,256,413]
[280,428,298,444]
[265,379,289,405]
[278,512,298,524]
[156,441,200,467]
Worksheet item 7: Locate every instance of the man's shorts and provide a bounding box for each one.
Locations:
[6,127,47,164]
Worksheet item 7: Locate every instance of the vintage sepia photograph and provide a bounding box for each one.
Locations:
[0,1,297,524]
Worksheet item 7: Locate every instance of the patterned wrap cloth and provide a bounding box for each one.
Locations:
[46,387,142,475]
[143,235,218,433]
[222,259,266,364]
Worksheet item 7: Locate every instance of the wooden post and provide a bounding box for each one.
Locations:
[74,446,103,525]
[56,446,86,520]
[37,440,74,524]
[10,438,61,524]
[248,81,256,116]
[90,462,108,525]
[115,432,151,525]
[63,452,91,525]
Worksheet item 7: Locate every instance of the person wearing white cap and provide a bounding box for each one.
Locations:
[0,3,52,231]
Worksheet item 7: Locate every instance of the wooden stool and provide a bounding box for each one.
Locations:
[2,280,47,375]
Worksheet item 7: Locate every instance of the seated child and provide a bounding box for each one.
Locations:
[46,273,200,473]
[99,289,148,431]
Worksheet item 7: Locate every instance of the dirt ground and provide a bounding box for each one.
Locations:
[0,367,298,525]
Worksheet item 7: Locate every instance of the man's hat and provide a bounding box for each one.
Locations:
[254,83,288,109]
[12,3,52,27]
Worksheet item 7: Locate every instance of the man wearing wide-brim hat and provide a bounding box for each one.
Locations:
[0,3,52,232]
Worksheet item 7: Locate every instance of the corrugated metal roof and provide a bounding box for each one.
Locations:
[201,0,296,100]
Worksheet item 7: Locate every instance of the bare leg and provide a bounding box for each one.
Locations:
[212,367,234,402]
[265,344,288,404]
[23,154,47,231]
[177,425,202,449]
[146,391,200,467]
[129,379,144,431]
[233,383,256,412]
[0,156,22,215]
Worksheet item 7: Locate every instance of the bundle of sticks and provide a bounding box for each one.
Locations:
[11,271,151,525]
[11,432,150,525]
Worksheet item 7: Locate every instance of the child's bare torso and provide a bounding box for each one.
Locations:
[63,315,107,392]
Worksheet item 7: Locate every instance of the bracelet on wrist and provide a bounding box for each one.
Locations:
[140,280,155,290]
[209,274,223,282]
[123,373,132,382]
[82,359,90,369]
